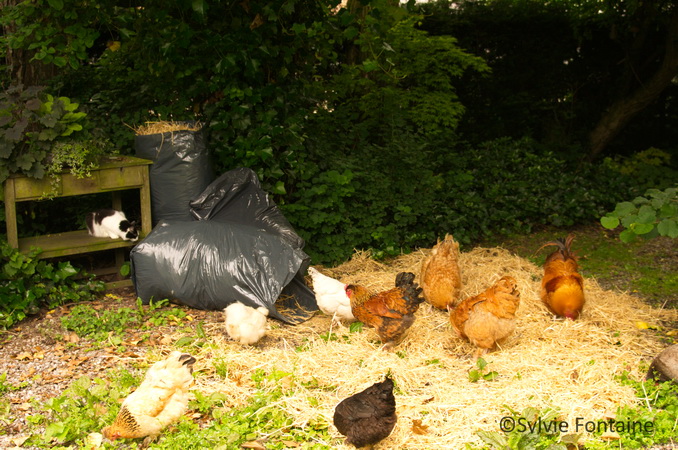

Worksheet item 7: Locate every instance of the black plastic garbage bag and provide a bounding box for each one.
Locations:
[135,125,214,225]
[130,220,317,324]
[190,167,303,249]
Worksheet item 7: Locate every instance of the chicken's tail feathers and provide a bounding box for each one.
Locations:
[395,271,415,287]
[307,267,320,283]
[177,353,197,370]
[534,234,576,259]
[440,233,460,250]
[377,372,396,392]
[395,272,424,305]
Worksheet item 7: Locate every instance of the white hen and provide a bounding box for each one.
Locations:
[308,267,355,323]
[223,302,269,345]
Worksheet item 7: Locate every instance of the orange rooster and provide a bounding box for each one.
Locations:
[450,276,520,359]
[538,234,585,320]
[345,272,424,349]
[102,352,196,442]
[420,234,462,310]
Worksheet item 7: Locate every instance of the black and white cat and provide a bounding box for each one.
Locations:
[86,209,140,241]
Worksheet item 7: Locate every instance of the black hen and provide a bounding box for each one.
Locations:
[333,374,397,448]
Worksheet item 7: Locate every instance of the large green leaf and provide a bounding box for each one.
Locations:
[636,205,657,224]
[614,201,636,216]
[631,222,654,235]
[657,218,678,238]
[600,216,619,230]
[619,228,638,243]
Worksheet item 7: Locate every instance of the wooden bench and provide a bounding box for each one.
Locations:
[2,155,153,287]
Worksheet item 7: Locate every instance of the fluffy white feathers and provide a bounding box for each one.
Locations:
[223,302,269,345]
[308,267,355,322]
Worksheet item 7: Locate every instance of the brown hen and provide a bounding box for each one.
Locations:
[539,234,585,320]
[450,276,520,359]
[102,351,196,442]
[345,272,424,349]
[420,234,462,310]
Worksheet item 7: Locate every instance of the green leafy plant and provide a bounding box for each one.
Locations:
[42,138,113,198]
[175,320,208,349]
[23,369,137,448]
[0,372,27,394]
[0,0,101,70]
[119,261,131,277]
[0,85,90,186]
[601,187,678,242]
[0,241,104,329]
[60,298,187,347]
[604,148,678,192]
[583,373,678,449]
[468,357,498,382]
[20,364,336,449]
[30,376,114,446]
[474,406,576,450]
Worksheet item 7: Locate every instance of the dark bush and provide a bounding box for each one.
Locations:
[285,136,634,264]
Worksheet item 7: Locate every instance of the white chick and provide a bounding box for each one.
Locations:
[223,302,269,345]
[308,267,355,323]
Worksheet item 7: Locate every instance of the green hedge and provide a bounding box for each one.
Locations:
[284,137,634,264]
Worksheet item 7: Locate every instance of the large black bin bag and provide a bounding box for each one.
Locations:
[189,167,304,249]
[135,125,214,225]
[130,220,316,324]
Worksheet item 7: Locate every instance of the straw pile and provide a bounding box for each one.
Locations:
[151,246,677,448]
[133,121,203,136]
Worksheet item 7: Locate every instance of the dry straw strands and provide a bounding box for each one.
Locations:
[149,246,676,449]
[133,121,203,136]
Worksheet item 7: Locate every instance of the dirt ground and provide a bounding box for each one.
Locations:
[0,285,332,449]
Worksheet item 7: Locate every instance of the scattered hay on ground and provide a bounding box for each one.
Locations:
[153,246,676,449]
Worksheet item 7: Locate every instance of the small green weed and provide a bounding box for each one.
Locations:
[349,321,364,333]
[468,357,498,382]
[319,331,339,342]
[213,359,230,379]
[425,358,445,368]
[175,320,209,349]
[0,372,27,394]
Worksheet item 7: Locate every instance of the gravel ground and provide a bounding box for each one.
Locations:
[0,287,225,448]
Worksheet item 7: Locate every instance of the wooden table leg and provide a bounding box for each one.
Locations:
[3,179,19,249]
[139,166,153,236]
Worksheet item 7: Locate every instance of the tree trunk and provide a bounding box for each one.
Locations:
[588,9,678,160]
[2,0,58,86]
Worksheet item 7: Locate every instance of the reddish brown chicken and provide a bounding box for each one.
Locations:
[450,276,520,359]
[345,272,424,349]
[538,234,585,320]
[419,234,463,310]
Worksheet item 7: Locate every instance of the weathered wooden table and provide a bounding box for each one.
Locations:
[2,155,153,285]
